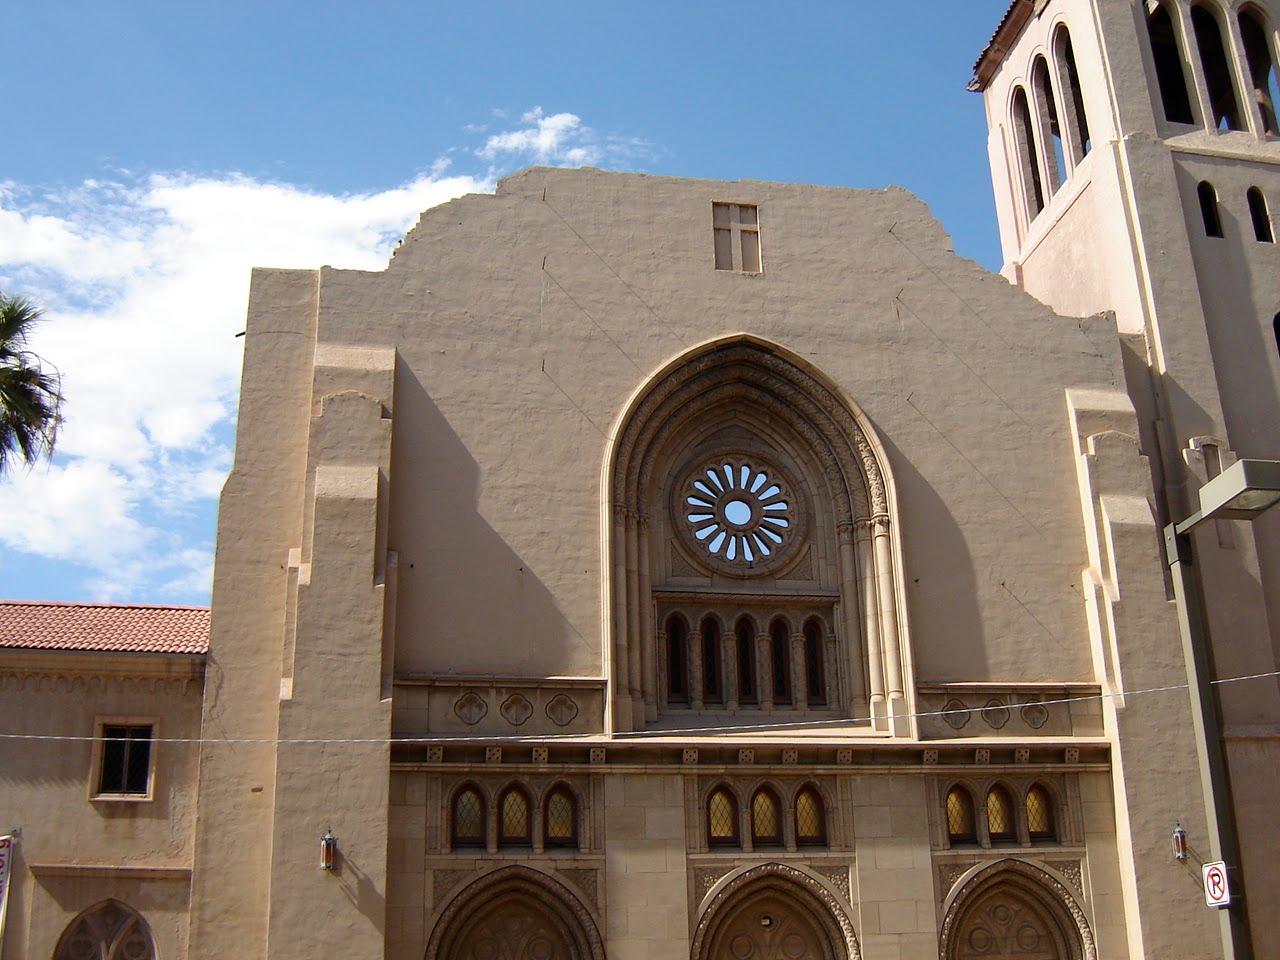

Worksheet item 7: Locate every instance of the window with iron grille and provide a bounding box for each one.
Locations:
[751,788,781,846]
[707,787,739,847]
[544,786,578,848]
[795,787,826,846]
[96,724,153,796]
[452,786,486,848]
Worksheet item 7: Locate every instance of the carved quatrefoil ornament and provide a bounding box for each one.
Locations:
[676,455,803,575]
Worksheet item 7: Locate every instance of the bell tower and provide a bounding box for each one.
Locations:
[972,2,1280,957]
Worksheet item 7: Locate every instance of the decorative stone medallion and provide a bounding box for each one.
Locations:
[942,699,971,729]
[545,694,579,727]
[454,692,488,725]
[1021,700,1050,729]
[982,699,1011,730]
[500,694,533,726]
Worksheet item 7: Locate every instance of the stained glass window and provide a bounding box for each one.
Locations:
[545,787,577,847]
[987,786,1015,842]
[946,787,976,843]
[453,787,485,847]
[751,789,780,844]
[795,788,825,845]
[499,787,531,845]
[1027,785,1055,840]
[708,788,738,845]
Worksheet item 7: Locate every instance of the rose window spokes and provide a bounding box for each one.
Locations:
[684,461,792,565]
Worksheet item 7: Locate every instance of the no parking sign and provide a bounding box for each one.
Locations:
[1203,860,1232,908]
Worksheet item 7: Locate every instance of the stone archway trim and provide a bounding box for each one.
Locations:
[423,864,606,960]
[938,857,1097,960]
[690,861,862,960]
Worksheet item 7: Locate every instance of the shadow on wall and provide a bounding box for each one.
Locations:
[387,366,593,677]
[876,429,986,680]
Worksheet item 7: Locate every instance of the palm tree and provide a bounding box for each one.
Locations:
[0,293,63,474]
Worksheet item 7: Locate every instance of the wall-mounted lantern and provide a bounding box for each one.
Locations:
[320,827,337,871]
[1173,824,1188,861]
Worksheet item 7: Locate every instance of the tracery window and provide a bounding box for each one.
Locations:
[499,786,532,847]
[708,787,740,846]
[946,786,978,844]
[452,785,486,849]
[54,900,155,960]
[1026,784,1056,841]
[986,786,1017,844]
[544,785,578,848]
[751,788,782,846]
[795,787,826,845]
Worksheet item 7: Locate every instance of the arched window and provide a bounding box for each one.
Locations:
[946,786,977,844]
[544,785,578,848]
[452,785,486,848]
[1026,784,1057,841]
[666,614,689,704]
[1274,313,1280,359]
[1012,86,1046,218]
[1248,187,1274,241]
[751,787,782,846]
[54,900,156,960]
[1192,5,1245,130]
[498,785,532,846]
[1199,181,1225,237]
[736,617,757,704]
[707,787,740,846]
[702,616,722,703]
[795,786,827,845]
[803,619,826,705]
[1239,6,1279,134]
[769,618,792,705]
[1033,55,1067,191]
[1056,26,1092,159]
[1148,3,1196,123]
[987,786,1017,843]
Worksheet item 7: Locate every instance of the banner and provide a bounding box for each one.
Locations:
[0,834,12,949]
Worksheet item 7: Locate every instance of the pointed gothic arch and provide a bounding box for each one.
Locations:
[691,862,862,960]
[605,335,910,733]
[53,899,156,960]
[939,859,1096,960]
[425,865,605,960]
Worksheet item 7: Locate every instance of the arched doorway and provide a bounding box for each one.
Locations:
[692,863,860,960]
[425,865,604,960]
[940,860,1095,960]
[53,899,156,960]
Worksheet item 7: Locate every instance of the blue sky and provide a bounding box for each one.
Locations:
[1,0,1013,605]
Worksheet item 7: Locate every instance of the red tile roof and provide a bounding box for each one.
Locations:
[969,0,1034,92]
[0,600,209,655]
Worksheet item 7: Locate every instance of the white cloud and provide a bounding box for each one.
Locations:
[478,107,615,166]
[0,168,492,602]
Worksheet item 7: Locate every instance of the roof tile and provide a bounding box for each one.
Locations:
[0,600,209,655]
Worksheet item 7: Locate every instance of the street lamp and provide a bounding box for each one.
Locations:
[1164,458,1280,960]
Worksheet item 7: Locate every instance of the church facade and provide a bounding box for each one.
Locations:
[2,1,1279,959]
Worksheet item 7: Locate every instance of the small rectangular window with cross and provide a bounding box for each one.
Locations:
[713,202,762,273]
[92,722,154,799]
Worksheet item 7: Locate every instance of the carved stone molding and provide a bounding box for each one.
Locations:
[501,694,533,726]
[1044,860,1084,898]
[454,693,488,725]
[426,865,605,960]
[938,859,1096,960]
[812,864,852,904]
[555,868,600,912]
[691,862,862,960]
[546,694,579,727]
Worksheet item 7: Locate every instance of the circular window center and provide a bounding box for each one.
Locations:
[723,498,753,526]
[680,458,795,569]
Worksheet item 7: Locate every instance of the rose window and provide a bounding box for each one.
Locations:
[682,459,794,567]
